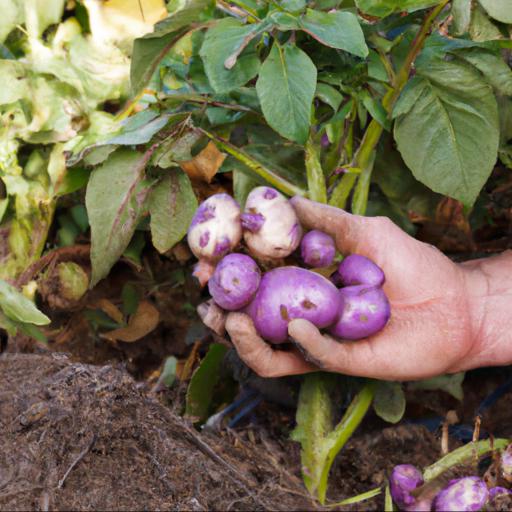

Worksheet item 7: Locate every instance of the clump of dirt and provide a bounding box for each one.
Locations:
[0,353,445,511]
[0,353,313,511]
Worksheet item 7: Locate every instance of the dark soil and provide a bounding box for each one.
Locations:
[0,353,445,511]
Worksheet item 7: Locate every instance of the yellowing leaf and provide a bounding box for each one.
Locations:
[180,141,226,183]
[84,0,167,44]
[102,300,160,342]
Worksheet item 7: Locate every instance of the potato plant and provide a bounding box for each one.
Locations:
[1,0,511,505]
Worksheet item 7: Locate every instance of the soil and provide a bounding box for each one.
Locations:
[0,352,445,511]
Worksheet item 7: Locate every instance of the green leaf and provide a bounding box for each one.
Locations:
[360,91,390,130]
[159,356,178,388]
[0,279,50,325]
[478,0,512,23]
[107,110,172,145]
[0,60,27,104]
[373,381,406,424]
[185,343,228,422]
[393,58,499,207]
[469,4,504,42]
[290,373,335,495]
[301,9,368,58]
[200,18,263,93]
[451,0,471,35]
[86,149,154,286]
[355,0,438,17]
[130,0,213,94]
[450,48,512,96]
[280,0,306,12]
[256,42,317,143]
[148,170,197,253]
[408,372,465,401]
[315,83,343,111]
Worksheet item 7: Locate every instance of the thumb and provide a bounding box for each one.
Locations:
[290,195,413,260]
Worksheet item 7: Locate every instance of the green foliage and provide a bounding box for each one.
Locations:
[373,381,406,424]
[393,58,500,207]
[256,43,317,143]
[86,149,154,286]
[148,170,197,253]
[185,343,228,422]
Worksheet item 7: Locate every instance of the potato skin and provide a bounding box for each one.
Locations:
[245,266,341,343]
[329,285,390,340]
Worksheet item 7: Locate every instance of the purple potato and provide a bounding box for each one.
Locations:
[245,266,341,343]
[337,254,385,287]
[489,486,512,500]
[208,254,261,311]
[329,285,390,340]
[187,193,242,262]
[501,444,512,482]
[301,230,336,268]
[242,186,302,260]
[433,477,488,512]
[389,464,424,510]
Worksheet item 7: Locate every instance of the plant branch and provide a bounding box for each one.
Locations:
[337,0,450,202]
[200,129,307,197]
[316,382,375,504]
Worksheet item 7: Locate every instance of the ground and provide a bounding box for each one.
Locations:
[2,351,511,511]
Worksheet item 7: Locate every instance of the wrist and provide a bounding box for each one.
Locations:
[459,251,512,369]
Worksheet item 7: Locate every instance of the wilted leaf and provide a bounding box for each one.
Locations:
[130,0,213,94]
[180,141,226,182]
[185,343,228,422]
[86,149,154,286]
[149,170,197,253]
[0,279,50,326]
[93,298,124,324]
[0,60,28,104]
[373,381,406,424]
[102,300,160,342]
[256,42,317,144]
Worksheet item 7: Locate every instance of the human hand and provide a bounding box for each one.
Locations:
[225,196,490,381]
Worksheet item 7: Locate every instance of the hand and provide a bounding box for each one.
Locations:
[225,196,497,381]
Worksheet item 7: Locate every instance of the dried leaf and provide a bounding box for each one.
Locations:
[102,300,159,342]
[180,141,226,183]
[93,298,124,324]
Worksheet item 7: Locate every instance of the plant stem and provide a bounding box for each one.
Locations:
[347,0,450,197]
[326,486,382,507]
[316,382,375,504]
[305,136,327,203]
[201,129,307,197]
[423,438,509,482]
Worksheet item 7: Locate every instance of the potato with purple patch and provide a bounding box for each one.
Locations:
[241,186,302,260]
[187,194,242,285]
[245,266,341,343]
[301,230,336,268]
[433,476,488,512]
[208,253,261,311]
[336,254,385,287]
[389,465,431,511]
[329,285,390,340]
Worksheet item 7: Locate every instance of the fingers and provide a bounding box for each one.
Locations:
[288,318,397,380]
[290,196,363,247]
[225,312,315,377]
